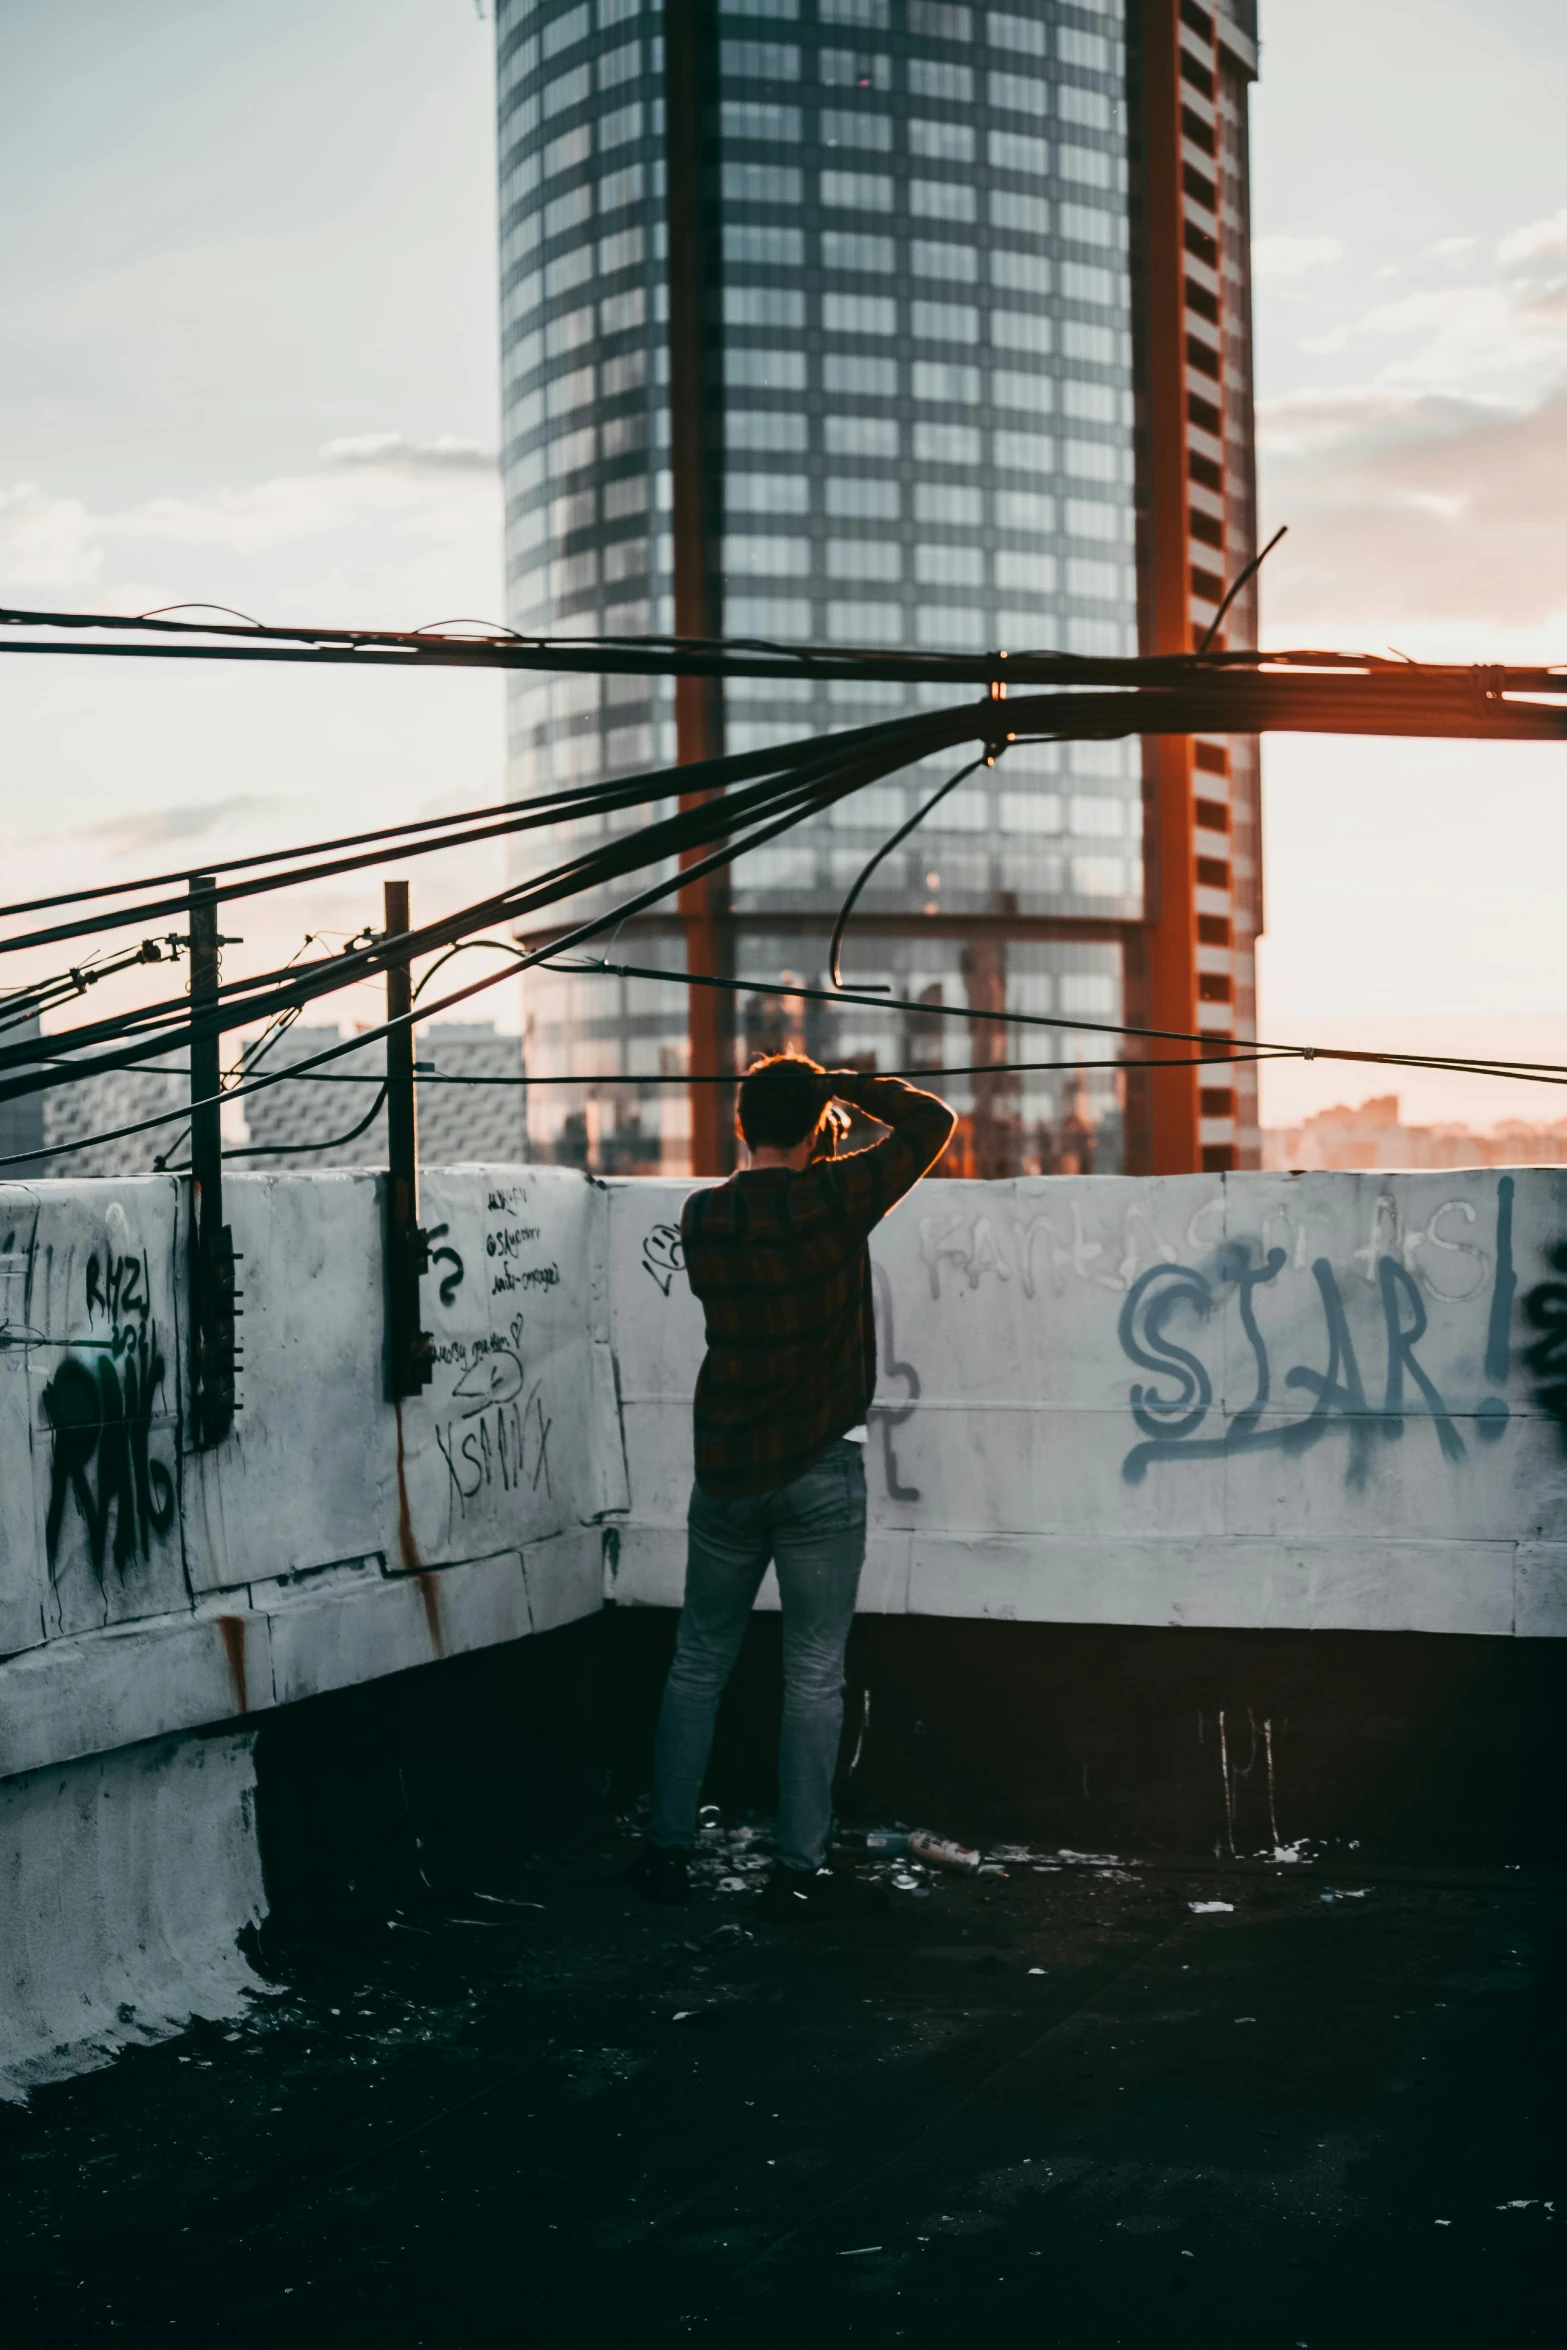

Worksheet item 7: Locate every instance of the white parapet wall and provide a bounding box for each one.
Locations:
[606,1167,1567,1639]
[2,1160,1565,2093]
[2,1161,1566,1786]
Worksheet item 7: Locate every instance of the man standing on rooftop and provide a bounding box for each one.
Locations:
[630,1056,956,1911]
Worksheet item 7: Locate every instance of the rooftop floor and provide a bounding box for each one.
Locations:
[7,1824,1563,2348]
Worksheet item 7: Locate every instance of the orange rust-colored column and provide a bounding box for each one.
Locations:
[666,0,733,1176]
[1135,0,1202,1176]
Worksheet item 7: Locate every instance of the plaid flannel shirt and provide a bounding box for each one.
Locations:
[680,1074,956,1498]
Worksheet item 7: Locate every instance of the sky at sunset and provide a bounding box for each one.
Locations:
[2,0,1566,1127]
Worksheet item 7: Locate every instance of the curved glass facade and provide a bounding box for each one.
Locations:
[497,0,1154,1176]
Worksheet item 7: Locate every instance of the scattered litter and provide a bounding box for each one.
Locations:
[1497,2199,1539,2211]
[473,1892,545,1911]
[909,1830,981,1874]
[1181,2251,1194,2259]
[986,1845,1040,1864]
[863,1828,911,1858]
[1189,1901,1234,1914]
[1234,2016,1257,2024]
[1434,2220,1451,2227]
[837,2245,882,2257]
[688,1815,776,1896]
[887,1866,930,1896]
[1318,1890,1368,1903]
[1028,1967,1047,1976]
[671,2009,726,2029]
[1270,1840,1312,1864]
[977,1863,1010,1877]
[1057,1849,1132,1869]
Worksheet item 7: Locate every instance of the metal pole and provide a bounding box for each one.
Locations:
[187,874,235,1446]
[383,879,431,1399]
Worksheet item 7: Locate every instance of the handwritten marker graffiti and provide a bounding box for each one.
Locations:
[1119,1178,1516,1487]
[642,1222,685,1296]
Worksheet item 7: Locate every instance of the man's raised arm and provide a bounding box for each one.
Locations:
[817,1069,957,1228]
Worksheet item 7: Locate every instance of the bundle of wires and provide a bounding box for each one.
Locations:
[4,607,1567,1173]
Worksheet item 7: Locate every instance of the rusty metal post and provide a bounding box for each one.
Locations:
[383,879,432,1399]
[665,0,734,1174]
[187,874,236,1447]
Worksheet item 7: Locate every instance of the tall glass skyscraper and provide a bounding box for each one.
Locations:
[494,0,1259,1176]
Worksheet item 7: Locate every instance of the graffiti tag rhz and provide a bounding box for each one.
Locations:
[40,1244,177,1571]
[1119,1177,1518,1486]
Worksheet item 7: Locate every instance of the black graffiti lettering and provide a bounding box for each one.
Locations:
[41,1325,175,1574]
[641,1222,685,1297]
[42,1358,105,1567]
[1522,1241,1567,1442]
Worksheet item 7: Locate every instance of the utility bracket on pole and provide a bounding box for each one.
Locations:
[383,879,433,1400]
[187,874,238,1448]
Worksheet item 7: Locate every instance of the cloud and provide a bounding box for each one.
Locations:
[1498,207,1567,271]
[66,795,284,858]
[0,485,103,591]
[0,446,502,620]
[1426,235,1475,263]
[321,433,497,473]
[1251,234,1343,281]
[1258,379,1567,635]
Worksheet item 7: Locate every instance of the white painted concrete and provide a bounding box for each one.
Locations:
[606,1168,1567,1638]
[2,1164,1565,1795]
[0,1731,265,2103]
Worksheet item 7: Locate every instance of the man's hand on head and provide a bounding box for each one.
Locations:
[809,1102,853,1161]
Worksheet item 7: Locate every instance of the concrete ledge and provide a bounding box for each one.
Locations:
[605,1522,1534,1638]
[0,1528,603,1783]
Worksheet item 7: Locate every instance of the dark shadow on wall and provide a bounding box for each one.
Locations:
[604,1609,1567,1868]
[252,1608,1567,1943]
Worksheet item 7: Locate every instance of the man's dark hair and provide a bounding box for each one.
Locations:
[737,1054,828,1150]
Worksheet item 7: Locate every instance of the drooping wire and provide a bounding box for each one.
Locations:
[828,751,993,989]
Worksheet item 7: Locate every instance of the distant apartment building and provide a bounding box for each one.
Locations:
[237,1025,529,1172]
[495,0,1260,1175]
[1264,1095,1567,1175]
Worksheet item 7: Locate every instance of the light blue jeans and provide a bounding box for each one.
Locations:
[650,1438,868,1873]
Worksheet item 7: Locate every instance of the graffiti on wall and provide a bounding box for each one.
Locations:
[911,1177,1523,1492]
[427,1185,554,1522]
[1117,1178,1516,1486]
[37,1225,179,1574]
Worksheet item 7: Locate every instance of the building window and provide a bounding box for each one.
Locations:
[727,471,811,511]
[825,415,899,456]
[720,39,802,78]
[721,100,802,140]
[910,120,974,163]
[826,477,900,518]
[821,107,892,149]
[724,161,804,204]
[822,230,895,271]
[912,239,978,282]
[911,179,977,223]
[825,353,899,395]
[821,168,894,211]
[825,291,897,334]
[912,299,978,342]
[826,538,902,580]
